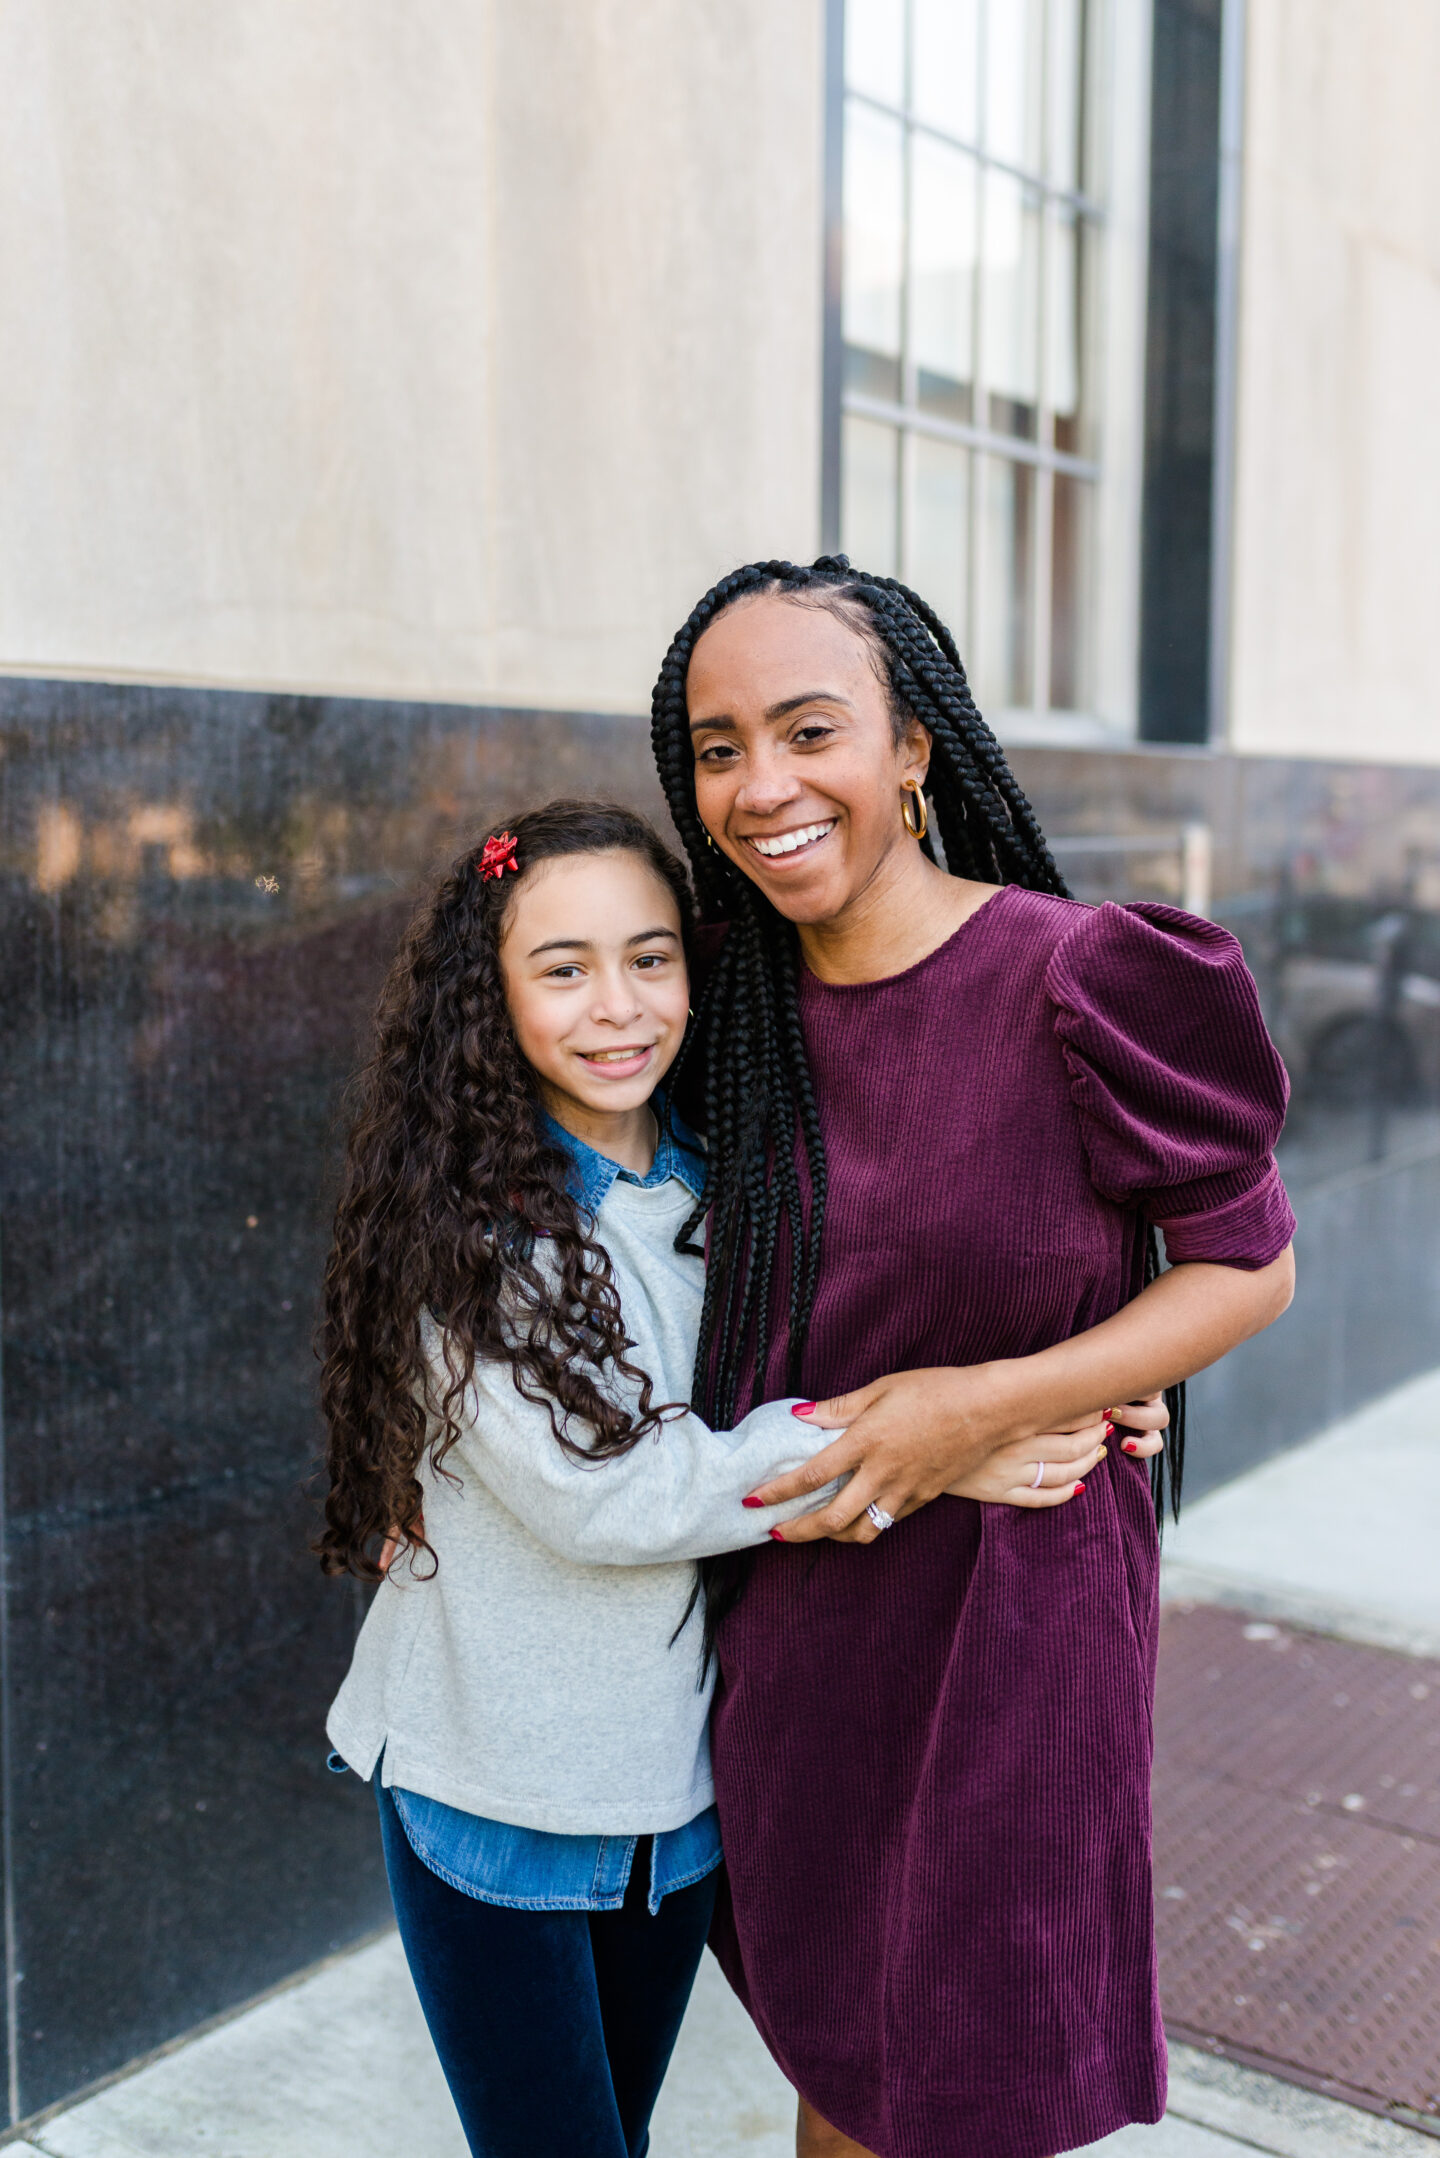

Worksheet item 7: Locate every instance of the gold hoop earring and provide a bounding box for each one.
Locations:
[901,779,929,840]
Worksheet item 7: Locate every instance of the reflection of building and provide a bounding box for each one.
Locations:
[1,0,1439,2129]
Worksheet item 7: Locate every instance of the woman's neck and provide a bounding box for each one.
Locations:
[541,1093,658,1176]
[797,845,1001,986]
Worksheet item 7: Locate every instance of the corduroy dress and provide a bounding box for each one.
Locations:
[707,889,1295,2158]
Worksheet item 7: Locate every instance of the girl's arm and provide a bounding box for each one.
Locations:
[741,1246,1295,1544]
[428,1343,846,1566]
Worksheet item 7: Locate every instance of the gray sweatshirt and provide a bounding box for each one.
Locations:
[326,1172,839,1835]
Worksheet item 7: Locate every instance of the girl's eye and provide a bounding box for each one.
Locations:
[793,722,835,746]
[633,953,669,971]
[545,965,583,981]
[696,741,740,765]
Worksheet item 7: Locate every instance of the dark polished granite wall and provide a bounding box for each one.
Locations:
[3,677,1439,2117]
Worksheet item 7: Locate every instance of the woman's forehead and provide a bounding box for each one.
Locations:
[688,593,878,709]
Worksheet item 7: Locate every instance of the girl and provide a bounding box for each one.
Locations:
[646,557,1297,2158]
[316,800,1127,2158]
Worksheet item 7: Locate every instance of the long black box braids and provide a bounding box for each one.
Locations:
[651,555,1184,1635]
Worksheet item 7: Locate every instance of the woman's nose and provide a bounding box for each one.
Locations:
[735,762,801,815]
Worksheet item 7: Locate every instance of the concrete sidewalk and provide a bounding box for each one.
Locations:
[9,1368,1439,2158]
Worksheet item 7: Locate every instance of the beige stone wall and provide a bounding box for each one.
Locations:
[0,0,824,711]
[1227,0,1440,764]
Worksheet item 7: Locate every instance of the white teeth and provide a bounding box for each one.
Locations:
[586,1048,648,1063]
[751,821,834,859]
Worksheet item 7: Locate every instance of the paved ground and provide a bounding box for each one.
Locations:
[8,1367,1439,2158]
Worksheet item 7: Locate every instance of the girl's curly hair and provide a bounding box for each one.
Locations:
[315,800,696,1582]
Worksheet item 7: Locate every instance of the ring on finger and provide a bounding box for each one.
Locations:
[865,1501,896,1534]
[1030,1460,1046,1490]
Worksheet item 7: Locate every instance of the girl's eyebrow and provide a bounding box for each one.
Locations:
[527,928,680,958]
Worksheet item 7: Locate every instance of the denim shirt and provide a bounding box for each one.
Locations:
[382,1098,721,1914]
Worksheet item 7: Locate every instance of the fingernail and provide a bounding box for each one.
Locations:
[1103,1421,1115,1438]
[1073,1482,1087,1496]
[791,1402,817,1417]
[741,1495,764,1509]
[1122,1439,1138,1454]
[768,1529,786,1543]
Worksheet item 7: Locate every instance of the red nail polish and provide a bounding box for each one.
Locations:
[791,1402,817,1417]
[1122,1439,1138,1454]
[1104,1421,1115,1438]
[1073,1482,1087,1495]
[741,1496,764,1509]
[768,1529,786,1542]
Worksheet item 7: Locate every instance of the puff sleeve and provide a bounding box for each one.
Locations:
[1045,901,1296,1268]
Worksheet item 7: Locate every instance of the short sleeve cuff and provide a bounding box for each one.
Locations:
[1151,1161,1296,1271]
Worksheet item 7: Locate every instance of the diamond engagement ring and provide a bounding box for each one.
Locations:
[866,1502,896,1533]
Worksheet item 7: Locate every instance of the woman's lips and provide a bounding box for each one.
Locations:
[742,818,837,863]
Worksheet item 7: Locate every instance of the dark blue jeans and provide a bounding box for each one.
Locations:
[377,1784,717,2157]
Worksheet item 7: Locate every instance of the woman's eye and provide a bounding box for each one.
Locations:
[793,723,835,746]
[696,742,739,765]
[545,965,582,981]
[633,953,669,971]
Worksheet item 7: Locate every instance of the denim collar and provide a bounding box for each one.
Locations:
[541,1096,707,1216]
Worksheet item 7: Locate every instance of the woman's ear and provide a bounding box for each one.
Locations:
[902,721,933,790]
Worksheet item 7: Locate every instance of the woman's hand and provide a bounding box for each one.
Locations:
[747,1369,1174,1546]
[748,1249,1293,1546]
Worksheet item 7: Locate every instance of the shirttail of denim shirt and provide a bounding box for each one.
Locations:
[387,1788,723,1917]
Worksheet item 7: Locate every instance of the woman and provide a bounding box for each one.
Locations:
[647,557,1295,2158]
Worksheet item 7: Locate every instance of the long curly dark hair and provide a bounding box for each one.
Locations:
[650,558,1184,1648]
[315,800,697,1582]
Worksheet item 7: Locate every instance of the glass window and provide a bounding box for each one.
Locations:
[911,136,978,422]
[846,0,906,106]
[843,104,905,401]
[841,416,901,576]
[838,0,1101,725]
[910,437,971,646]
[912,0,980,145]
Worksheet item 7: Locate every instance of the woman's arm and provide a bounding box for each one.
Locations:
[743,1245,1295,1544]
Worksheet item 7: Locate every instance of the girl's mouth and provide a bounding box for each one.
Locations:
[577,1045,655,1076]
[743,818,837,863]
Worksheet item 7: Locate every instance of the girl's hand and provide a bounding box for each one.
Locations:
[947,1394,1169,1507]
[947,1415,1110,1507]
[377,1513,424,1574]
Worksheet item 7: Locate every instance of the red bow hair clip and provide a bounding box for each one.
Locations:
[476,831,521,882]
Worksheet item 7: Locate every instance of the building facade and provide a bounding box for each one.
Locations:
[1,0,1438,2125]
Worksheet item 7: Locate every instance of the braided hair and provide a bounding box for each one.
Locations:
[650,557,1183,1635]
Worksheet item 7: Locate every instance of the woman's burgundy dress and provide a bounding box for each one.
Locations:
[708,890,1295,2158]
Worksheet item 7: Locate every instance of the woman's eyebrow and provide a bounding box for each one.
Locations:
[765,689,852,719]
[689,689,853,732]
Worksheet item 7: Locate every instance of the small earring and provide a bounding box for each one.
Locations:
[901,779,929,840]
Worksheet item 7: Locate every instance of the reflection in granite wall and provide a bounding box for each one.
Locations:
[2,678,1439,2116]
[0,679,670,2120]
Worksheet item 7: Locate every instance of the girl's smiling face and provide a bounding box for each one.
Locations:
[498,850,689,1144]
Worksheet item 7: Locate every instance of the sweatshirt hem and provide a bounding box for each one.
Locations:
[377,1745,717,1836]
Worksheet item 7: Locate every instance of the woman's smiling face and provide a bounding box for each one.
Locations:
[686,592,931,927]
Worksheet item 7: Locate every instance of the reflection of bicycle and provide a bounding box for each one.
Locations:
[1306,1012,1419,1106]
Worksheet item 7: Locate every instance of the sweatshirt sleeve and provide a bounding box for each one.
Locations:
[426,1330,843,1567]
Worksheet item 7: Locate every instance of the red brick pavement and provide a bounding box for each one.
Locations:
[1154,1603,1440,2131]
